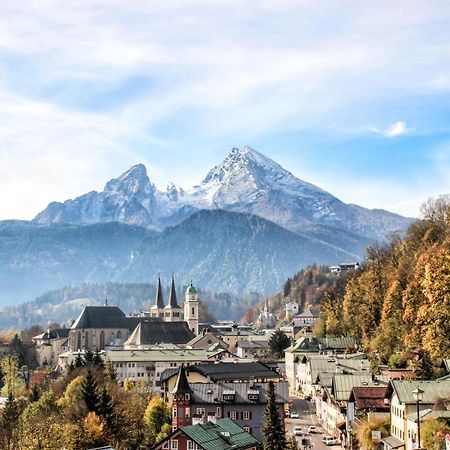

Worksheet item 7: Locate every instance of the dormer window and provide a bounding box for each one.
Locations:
[185,393,190,402]
[247,389,259,402]
[222,390,236,402]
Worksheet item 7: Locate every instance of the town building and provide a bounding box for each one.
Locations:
[151,417,260,450]
[33,328,70,366]
[169,365,287,443]
[381,379,450,450]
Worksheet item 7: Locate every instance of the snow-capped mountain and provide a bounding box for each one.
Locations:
[33,146,412,240]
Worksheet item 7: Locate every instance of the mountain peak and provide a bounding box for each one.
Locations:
[104,164,154,197]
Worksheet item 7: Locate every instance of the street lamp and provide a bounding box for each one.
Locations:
[412,387,424,449]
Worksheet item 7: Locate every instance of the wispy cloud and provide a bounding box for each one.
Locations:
[0,1,450,218]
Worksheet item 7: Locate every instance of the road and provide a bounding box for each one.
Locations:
[285,397,342,450]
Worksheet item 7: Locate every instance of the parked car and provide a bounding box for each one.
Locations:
[322,436,339,445]
[290,411,299,419]
[307,425,317,434]
[293,426,304,436]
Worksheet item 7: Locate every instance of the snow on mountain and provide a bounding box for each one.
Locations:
[33,146,412,240]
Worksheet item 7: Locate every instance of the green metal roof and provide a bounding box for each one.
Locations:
[391,379,450,405]
[181,418,260,450]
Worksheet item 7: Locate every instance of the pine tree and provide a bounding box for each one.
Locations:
[262,381,286,450]
[84,349,94,365]
[269,329,291,359]
[98,386,119,435]
[81,369,100,412]
[105,360,117,382]
[0,392,19,450]
[74,353,84,368]
[93,349,104,368]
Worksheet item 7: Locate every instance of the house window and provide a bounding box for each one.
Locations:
[216,407,221,418]
[243,426,252,433]
[196,408,205,417]
[243,410,251,420]
[173,408,177,417]
[188,441,195,450]
[163,442,169,449]
[192,307,195,315]
[170,440,178,449]
[228,410,237,420]
[185,407,190,417]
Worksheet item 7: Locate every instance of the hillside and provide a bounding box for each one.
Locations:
[317,196,450,368]
[120,209,355,295]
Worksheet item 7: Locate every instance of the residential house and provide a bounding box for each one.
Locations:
[186,330,228,351]
[33,328,70,366]
[382,379,450,450]
[162,361,282,402]
[151,417,260,450]
[168,366,287,443]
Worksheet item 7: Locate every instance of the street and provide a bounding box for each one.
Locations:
[285,397,342,450]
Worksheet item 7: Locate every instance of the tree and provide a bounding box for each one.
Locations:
[269,329,291,359]
[84,349,94,365]
[98,386,119,436]
[261,381,286,450]
[74,353,84,368]
[421,417,450,450]
[81,369,100,412]
[286,435,299,450]
[143,396,171,445]
[93,349,104,368]
[0,392,20,450]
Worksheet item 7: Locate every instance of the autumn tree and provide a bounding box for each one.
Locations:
[143,396,172,445]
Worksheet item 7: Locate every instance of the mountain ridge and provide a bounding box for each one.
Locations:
[33,146,413,240]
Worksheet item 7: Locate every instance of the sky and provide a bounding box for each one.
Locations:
[1,0,450,220]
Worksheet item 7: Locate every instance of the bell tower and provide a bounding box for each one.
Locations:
[172,365,192,430]
[184,282,199,335]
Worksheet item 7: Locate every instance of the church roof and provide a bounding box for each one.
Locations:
[156,276,165,308]
[71,306,130,330]
[124,321,195,346]
[166,276,181,309]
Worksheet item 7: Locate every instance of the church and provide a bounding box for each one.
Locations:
[150,276,199,336]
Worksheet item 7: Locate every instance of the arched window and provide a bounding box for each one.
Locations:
[100,331,105,350]
[84,331,89,349]
[117,330,122,339]
[77,332,81,350]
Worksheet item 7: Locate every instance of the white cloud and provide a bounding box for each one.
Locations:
[383,121,409,138]
[0,1,449,218]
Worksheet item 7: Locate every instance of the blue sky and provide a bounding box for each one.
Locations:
[1,0,450,219]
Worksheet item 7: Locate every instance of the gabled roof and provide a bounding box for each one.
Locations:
[181,418,260,450]
[390,379,450,405]
[124,321,195,347]
[349,386,389,410]
[332,374,388,402]
[34,328,70,340]
[186,361,280,382]
[189,381,289,405]
[71,306,130,330]
[173,365,191,394]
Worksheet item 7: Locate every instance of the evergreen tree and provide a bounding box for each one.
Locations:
[98,386,119,435]
[0,392,19,450]
[74,353,84,368]
[269,329,291,359]
[261,381,286,450]
[84,349,94,365]
[81,369,100,412]
[93,349,104,368]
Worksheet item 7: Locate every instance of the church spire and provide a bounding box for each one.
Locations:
[168,276,179,308]
[156,276,164,308]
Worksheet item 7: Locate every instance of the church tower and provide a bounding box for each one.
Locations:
[172,365,192,430]
[150,276,165,319]
[164,276,182,322]
[184,282,199,335]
